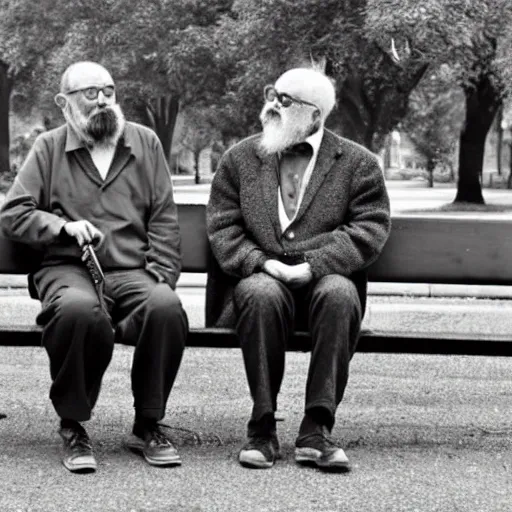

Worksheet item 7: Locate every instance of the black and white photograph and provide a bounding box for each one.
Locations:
[0,1,511,510]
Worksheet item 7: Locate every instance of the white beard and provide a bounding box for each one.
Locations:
[259,106,316,155]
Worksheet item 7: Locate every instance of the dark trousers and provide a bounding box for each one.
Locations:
[33,264,188,422]
[233,273,362,431]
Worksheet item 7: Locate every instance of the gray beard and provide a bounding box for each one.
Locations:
[63,104,125,148]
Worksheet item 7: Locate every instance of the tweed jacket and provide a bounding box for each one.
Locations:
[205,129,391,327]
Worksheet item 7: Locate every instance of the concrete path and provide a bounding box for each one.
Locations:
[1,285,511,510]
[1,345,511,512]
[1,182,511,511]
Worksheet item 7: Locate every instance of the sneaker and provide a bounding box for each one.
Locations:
[295,427,350,471]
[239,433,280,469]
[58,423,97,473]
[126,421,181,467]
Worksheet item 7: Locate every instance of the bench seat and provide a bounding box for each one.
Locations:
[1,323,511,356]
[2,204,512,356]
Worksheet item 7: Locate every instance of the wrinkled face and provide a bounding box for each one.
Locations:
[258,82,320,155]
[58,64,125,146]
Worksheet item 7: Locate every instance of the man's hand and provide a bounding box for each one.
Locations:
[263,259,313,288]
[63,220,105,248]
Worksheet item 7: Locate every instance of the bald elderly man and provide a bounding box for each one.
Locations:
[0,62,188,472]
[206,68,391,470]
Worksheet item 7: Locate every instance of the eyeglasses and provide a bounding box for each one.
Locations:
[264,85,318,109]
[64,85,115,100]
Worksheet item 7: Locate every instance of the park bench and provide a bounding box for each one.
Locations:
[1,203,512,356]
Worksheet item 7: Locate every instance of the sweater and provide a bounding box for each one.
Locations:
[0,122,181,290]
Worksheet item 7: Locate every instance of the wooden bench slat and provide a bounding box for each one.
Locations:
[369,215,512,285]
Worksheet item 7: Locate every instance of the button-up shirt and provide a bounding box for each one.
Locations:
[278,127,324,232]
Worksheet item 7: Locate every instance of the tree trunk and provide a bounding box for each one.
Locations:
[454,75,501,204]
[0,61,13,176]
[448,161,455,182]
[332,70,369,147]
[507,142,512,189]
[496,106,503,175]
[194,149,201,184]
[426,158,435,188]
[330,55,427,153]
[145,95,180,164]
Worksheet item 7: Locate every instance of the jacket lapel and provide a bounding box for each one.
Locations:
[256,144,282,238]
[294,130,343,222]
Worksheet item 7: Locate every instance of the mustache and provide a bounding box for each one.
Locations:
[261,106,281,122]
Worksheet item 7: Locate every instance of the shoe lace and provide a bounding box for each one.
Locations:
[299,430,338,448]
[246,433,276,451]
[146,422,174,447]
[68,430,92,454]
[251,436,271,447]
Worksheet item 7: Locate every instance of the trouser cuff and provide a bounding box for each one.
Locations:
[247,412,276,437]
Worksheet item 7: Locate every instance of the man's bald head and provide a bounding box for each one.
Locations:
[274,68,336,121]
[55,61,124,147]
[60,61,114,94]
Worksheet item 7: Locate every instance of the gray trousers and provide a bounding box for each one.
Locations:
[33,264,188,422]
[234,273,362,428]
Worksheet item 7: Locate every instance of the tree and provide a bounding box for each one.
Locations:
[212,0,430,152]
[0,0,235,172]
[367,0,512,203]
[0,61,12,175]
[401,75,464,187]
[179,107,218,184]
[0,0,73,174]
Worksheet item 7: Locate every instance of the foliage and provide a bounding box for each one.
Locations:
[366,0,512,108]
[209,0,434,150]
[2,0,512,195]
[0,0,234,127]
[401,74,465,176]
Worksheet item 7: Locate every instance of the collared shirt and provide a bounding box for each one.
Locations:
[0,121,181,288]
[66,125,117,180]
[278,127,324,232]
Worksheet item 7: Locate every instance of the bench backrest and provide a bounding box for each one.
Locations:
[1,204,512,285]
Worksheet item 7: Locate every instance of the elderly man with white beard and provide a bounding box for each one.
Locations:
[0,62,188,473]
[206,68,391,471]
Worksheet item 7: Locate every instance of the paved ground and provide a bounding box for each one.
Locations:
[1,181,511,510]
[1,287,512,511]
[1,346,511,512]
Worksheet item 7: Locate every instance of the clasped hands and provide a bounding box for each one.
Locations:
[262,259,313,288]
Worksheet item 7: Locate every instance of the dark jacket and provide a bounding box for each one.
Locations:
[205,129,391,327]
[0,122,181,291]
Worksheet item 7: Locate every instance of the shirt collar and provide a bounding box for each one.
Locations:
[64,124,86,152]
[305,126,324,157]
[64,123,131,153]
[276,126,324,160]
